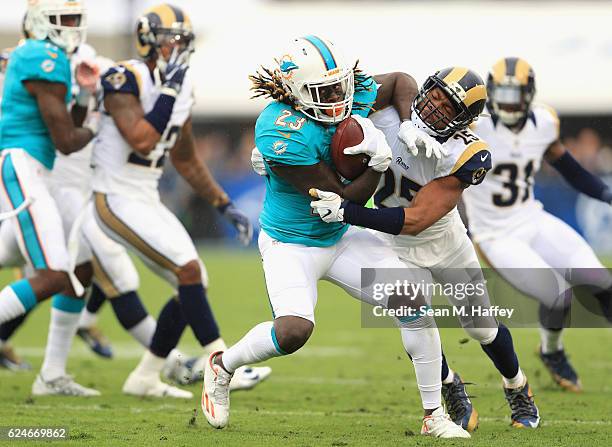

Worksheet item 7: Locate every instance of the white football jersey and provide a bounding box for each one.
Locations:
[369,106,491,247]
[462,104,559,242]
[92,59,194,202]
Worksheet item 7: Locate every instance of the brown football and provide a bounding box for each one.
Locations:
[331,117,369,180]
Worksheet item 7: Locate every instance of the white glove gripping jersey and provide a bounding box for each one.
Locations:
[92,59,194,202]
[369,106,492,247]
[462,104,559,242]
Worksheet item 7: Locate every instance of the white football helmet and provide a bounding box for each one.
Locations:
[25,0,87,54]
[278,36,354,124]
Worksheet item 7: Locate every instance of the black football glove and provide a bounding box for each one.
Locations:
[218,202,253,246]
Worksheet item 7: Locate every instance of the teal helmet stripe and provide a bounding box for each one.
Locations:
[303,35,337,70]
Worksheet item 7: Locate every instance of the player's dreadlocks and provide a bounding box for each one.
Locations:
[249,61,377,113]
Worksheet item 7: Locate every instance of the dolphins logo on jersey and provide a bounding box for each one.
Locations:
[272,140,288,155]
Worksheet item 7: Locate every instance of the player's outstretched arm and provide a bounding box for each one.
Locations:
[544,140,612,204]
[310,176,464,235]
[272,162,382,206]
[170,118,230,207]
[24,80,94,155]
[104,92,164,156]
[171,119,253,244]
[372,72,418,120]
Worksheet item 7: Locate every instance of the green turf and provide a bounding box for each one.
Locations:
[0,249,610,446]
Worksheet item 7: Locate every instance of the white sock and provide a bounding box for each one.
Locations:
[442,368,455,385]
[134,350,166,377]
[78,308,98,330]
[191,338,229,374]
[0,286,27,324]
[129,315,157,348]
[539,327,564,354]
[503,368,526,389]
[222,322,285,373]
[400,326,442,410]
[41,308,81,381]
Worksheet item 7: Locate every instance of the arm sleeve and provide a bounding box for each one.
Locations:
[551,151,611,203]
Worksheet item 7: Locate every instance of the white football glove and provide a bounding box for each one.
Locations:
[343,114,392,173]
[251,147,267,176]
[398,120,448,159]
[309,188,344,223]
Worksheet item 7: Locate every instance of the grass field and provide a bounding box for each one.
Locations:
[0,248,611,446]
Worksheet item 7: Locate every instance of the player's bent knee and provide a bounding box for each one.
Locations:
[273,316,314,354]
[177,259,202,285]
[465,326,498,345]
[32,269,72,299]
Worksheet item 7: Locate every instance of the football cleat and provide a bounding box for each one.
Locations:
[0,344,32,371]
[538,347,582,393]
[32,374,101,397]
[165,353,272,390]
[76,326,114,359]
[504,380,540,428]
[122,371,193,399]
[421,407,471,438]
[442,372,479,432]
[230,365,272,391]
[202,351,232,429]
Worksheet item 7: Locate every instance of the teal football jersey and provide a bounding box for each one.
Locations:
[256,75,378,247]
[0,39,72,169]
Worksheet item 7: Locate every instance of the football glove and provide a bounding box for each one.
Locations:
[218,202,253,246]
[398,120,448,159]
[309,188,345,223]
[251,147,267,176]
[161,48,190,96]
[343,115,392,173]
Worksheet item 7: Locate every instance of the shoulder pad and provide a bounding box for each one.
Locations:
[101,62,142,97]
[532,103,560,140]
[450,139,491,186]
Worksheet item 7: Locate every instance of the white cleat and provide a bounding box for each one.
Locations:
[201,351,232,429]
[32,374,101,397]
[230,365,272,391]
[122,371,193,399]
[421,407,471,438]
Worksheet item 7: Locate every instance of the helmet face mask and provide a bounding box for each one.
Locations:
[487,57,536,128]
[412,68,486,138]
[25,0,87,54]
[279,36,354,124]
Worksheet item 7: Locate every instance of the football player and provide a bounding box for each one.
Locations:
[89,3,269,399]
[202,36,470,439]
[0,0,99,395]
[309,67,541,429]
[462,57,612,392]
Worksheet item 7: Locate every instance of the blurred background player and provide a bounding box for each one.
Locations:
[462,57,612,392]
[309,67,540,429]
[203,35,470,438]
[90,3,269,399]
[0,0,99,395]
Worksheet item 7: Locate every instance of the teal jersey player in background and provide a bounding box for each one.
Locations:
[0,39,72,169]
[203,35,473,439]
[0,0,101,397]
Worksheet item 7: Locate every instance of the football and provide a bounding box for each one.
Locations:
[331,117,369,180]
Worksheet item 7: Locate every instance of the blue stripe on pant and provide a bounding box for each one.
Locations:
[1,153,47,269]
